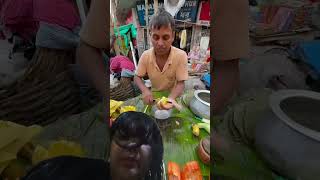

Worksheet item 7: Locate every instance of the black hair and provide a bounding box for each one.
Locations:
[111,111,164,180]
[149,7,175,31]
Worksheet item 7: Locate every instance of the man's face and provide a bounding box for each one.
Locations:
[150,25,174,56]
[110,134,152,180]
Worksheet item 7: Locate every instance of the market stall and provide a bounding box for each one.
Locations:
[110,0,211,179]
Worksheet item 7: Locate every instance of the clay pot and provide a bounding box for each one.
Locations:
[198,137,210,165]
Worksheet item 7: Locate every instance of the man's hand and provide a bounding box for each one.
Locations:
[168,81,185,111]
[168,98,182,111]
[142,89,154,105]
[134,75,154,105]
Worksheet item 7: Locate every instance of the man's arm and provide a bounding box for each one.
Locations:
[170,52,188,100]
[76,41,106,96]
[168,81,185,100]
[134,75,154,105]
[134,76,148,94]
[134,54,154,105]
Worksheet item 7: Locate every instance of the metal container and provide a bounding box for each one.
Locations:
[255,90,320,180]
[189,90,210,119]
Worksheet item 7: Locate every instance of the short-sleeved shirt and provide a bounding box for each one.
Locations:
[79,0,108,49]
[212,0,249,60]
[136,46,188,91]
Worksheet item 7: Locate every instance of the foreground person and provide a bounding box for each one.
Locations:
[22,112,164,180]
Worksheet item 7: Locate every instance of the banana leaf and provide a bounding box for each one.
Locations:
[211,134,290,180]
[212,146,272,179]
[125,91,211,177]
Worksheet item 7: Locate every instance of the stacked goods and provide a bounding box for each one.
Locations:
[0,48,81,126]
[110,77,140,101]
[251,3,313,36]
[291,5,314,30]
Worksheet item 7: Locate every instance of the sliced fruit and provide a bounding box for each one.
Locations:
[192,124,200,137]
[181,161,202,180]
[32,145,49,165]
[168,161,181,180]
[157,97,173,110]
[120,106,136,113]
[160,101,173,110]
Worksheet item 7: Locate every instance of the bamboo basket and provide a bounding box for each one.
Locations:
[110,77,140,101]
[0,47,81,126]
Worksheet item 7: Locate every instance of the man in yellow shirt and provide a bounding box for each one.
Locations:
[134,8,189,106]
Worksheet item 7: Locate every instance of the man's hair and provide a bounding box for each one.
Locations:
[149,7,175,31]
[111,111,164,180]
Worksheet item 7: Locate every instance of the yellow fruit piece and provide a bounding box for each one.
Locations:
[110,100,124,120]
[120,106,136,114]
[47,140,85,159]
[32,145,49,165]
[192,124,200,137]
[32,141,85,165]
[110,100,123,115]
[158,97,169,106]
[160,97,169,103]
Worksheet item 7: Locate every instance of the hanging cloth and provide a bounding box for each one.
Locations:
[180,29,187,49]
[164,0,186,17]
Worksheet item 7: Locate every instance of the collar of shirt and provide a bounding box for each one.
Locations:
[151,46,174,73]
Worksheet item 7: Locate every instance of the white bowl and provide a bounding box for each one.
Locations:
[151,105,173,120]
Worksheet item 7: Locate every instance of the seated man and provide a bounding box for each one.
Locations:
[134,8,188,107]
[22,112,164,180]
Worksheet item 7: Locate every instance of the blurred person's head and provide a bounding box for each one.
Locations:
[110,112,163,180]
[149,8,175,56]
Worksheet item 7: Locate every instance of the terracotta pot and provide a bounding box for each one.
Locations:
[197,137,210,165]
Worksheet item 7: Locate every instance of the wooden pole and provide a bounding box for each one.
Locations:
[75,0,87,25]
[145,0,149,49]
[154,0,158,14]
[111,0,121,55]
[110,15,120,55]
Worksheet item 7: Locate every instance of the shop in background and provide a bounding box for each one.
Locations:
[132,0,210,73]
